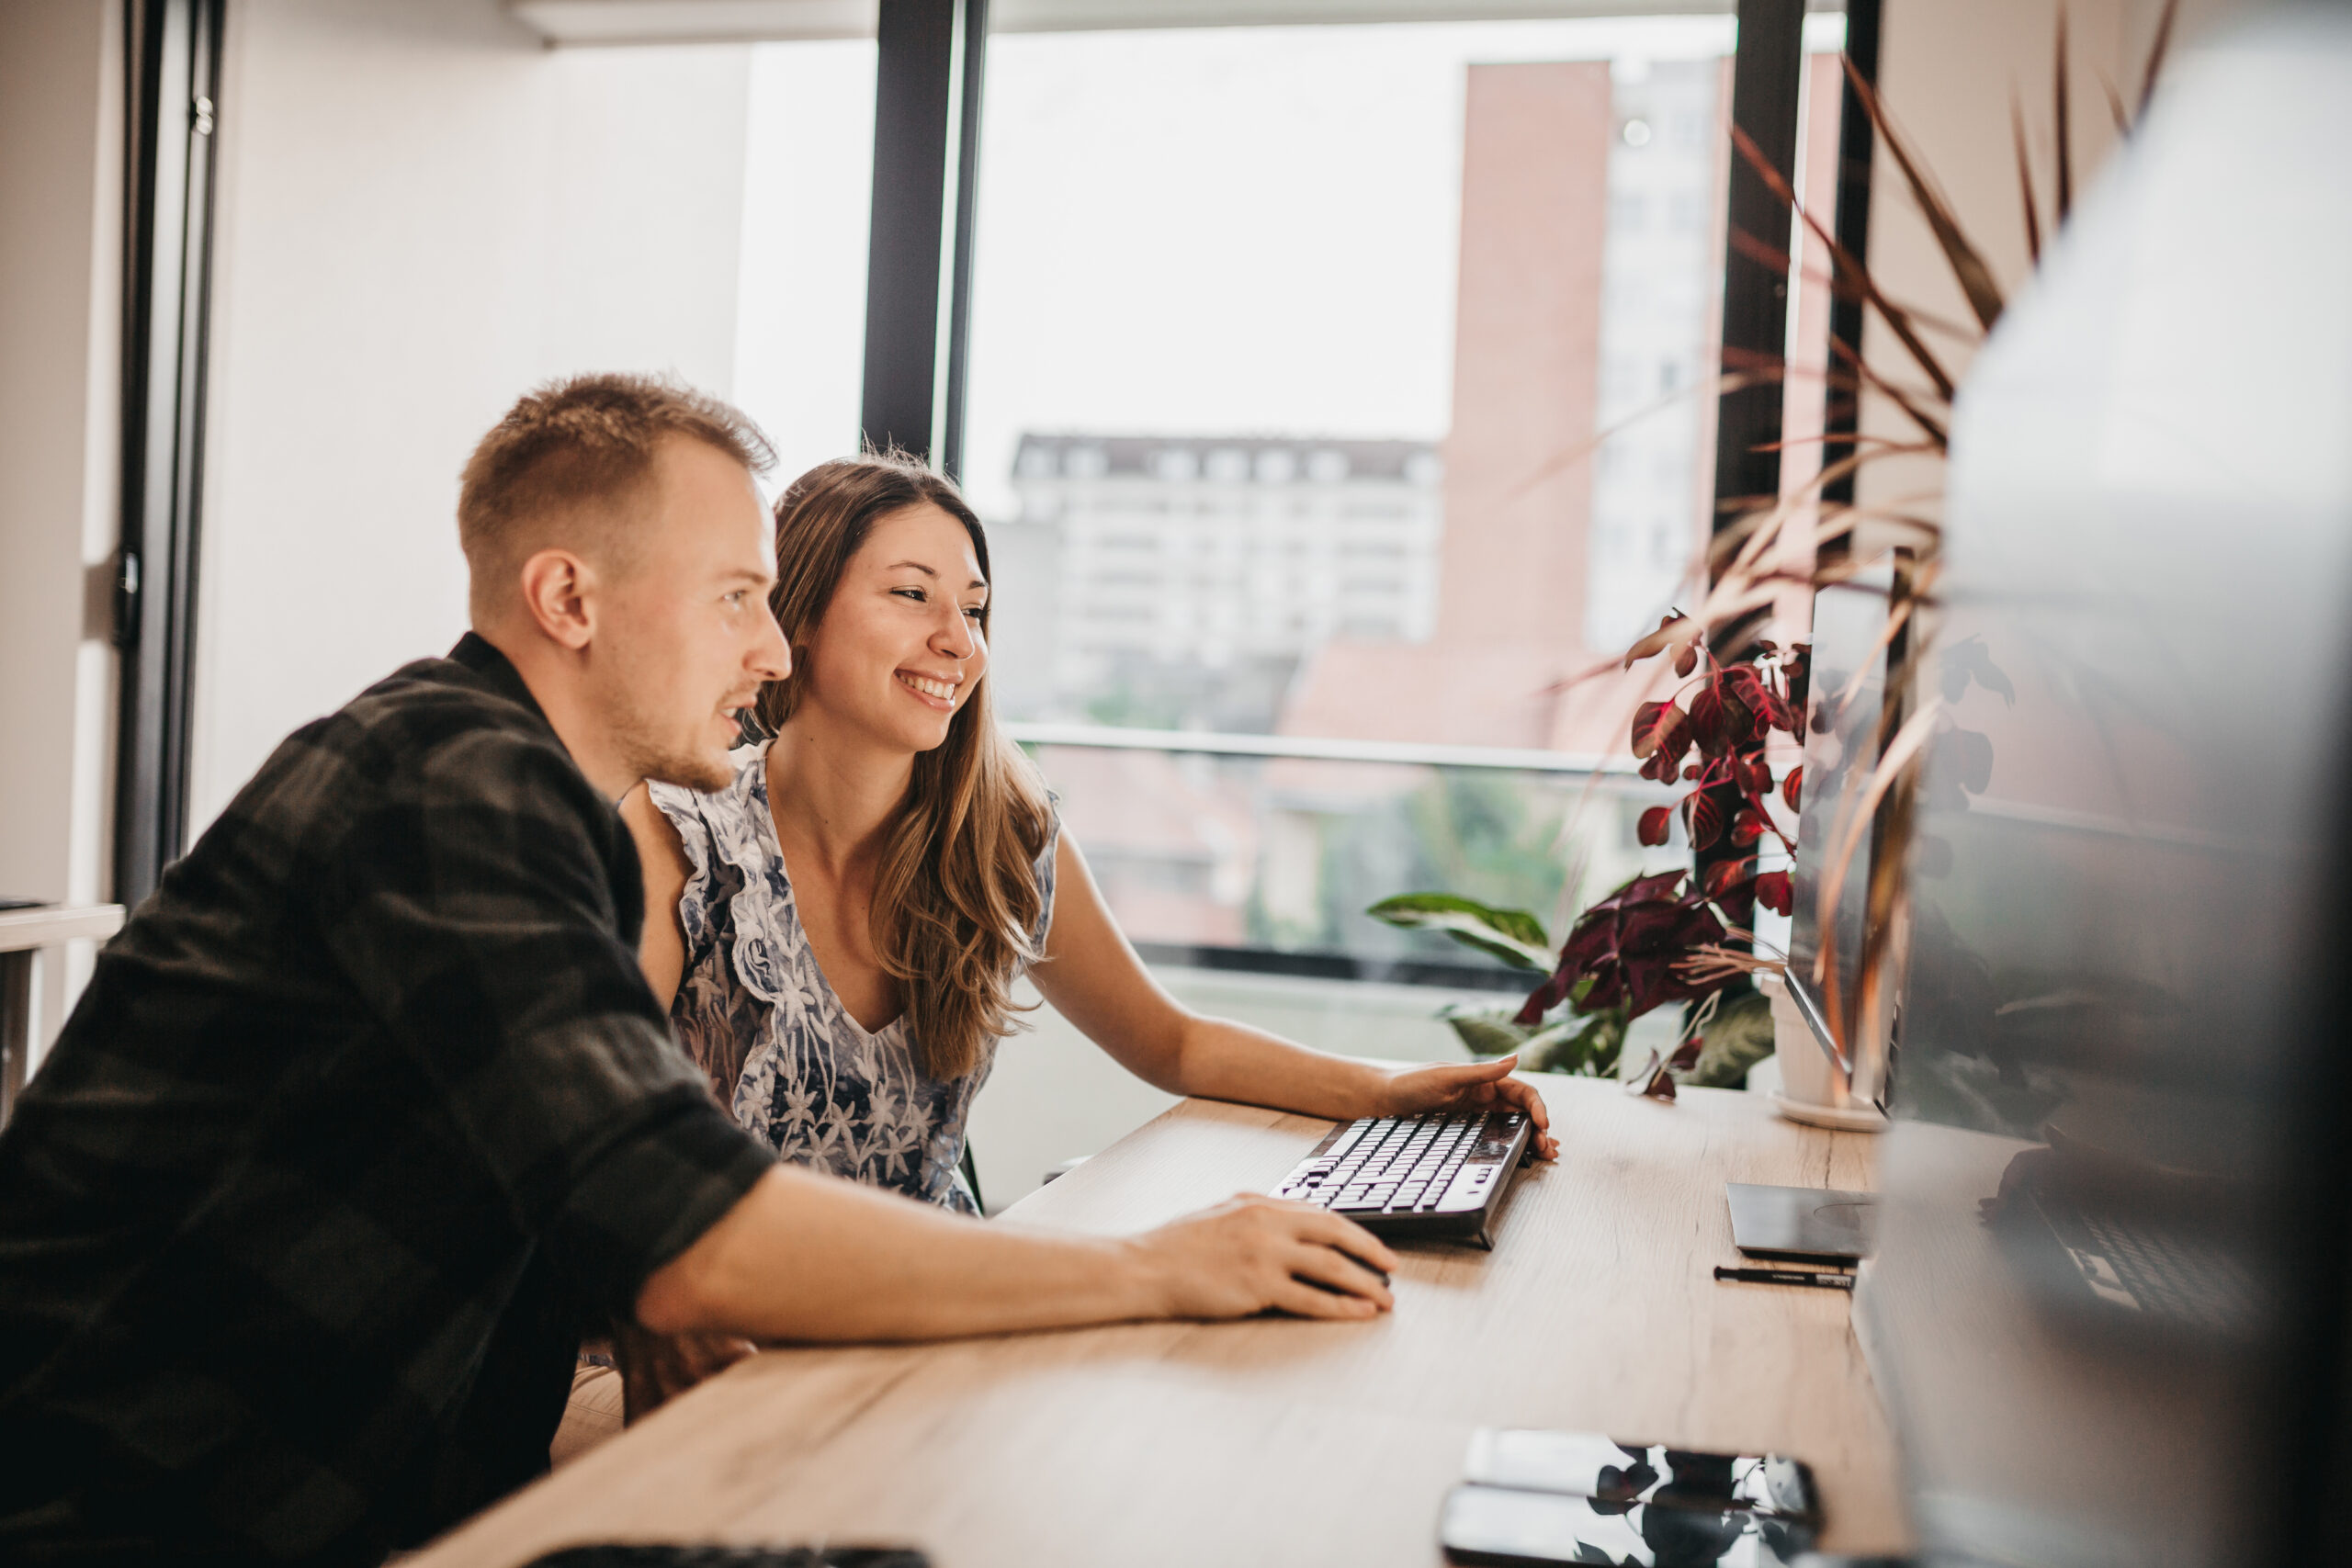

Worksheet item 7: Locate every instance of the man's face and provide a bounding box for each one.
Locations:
[588,435,787,792]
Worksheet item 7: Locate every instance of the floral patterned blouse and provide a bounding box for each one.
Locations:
[648,743,1057,1213]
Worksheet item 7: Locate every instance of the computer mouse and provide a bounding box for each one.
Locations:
[1295,1256,1391,1293]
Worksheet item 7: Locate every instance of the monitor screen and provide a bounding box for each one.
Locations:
[1861,16,2352,1566]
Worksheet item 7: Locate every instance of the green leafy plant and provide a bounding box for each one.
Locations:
[1366,892,1629,1078]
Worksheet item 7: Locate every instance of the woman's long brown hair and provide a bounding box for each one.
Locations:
[755,451,1054,1079]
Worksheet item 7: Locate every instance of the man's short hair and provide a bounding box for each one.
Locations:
[458,373,775,615]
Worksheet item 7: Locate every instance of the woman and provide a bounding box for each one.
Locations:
[620,451,1556,1214]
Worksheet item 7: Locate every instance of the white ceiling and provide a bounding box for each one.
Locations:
[504,0,1821,48]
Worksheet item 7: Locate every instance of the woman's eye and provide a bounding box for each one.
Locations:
[894,587,927,604]
[963,605,985,621]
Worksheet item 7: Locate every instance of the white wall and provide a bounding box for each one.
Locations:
[0,0,126,1053]
[191,0,755,832]
[730,39,876,487]
[1857,0,2252,512]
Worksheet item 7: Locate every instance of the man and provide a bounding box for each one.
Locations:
[0,376,1394,1565]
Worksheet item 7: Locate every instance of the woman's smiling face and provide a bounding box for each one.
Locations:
[794,502,989,753]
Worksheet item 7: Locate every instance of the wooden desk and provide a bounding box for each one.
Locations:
[0,904,123,1126]
[413,1077,1907,1567]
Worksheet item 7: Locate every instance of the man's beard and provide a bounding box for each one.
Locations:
[626,733,736,794]
[609,690,738,794]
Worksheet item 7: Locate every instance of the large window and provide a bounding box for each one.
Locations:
[959,11,1849,981]
[182,7,1845,988]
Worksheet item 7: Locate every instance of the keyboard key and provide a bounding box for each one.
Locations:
[1274,1111,1532,1234]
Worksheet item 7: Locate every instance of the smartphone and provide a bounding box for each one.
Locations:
[1462,1428,1820,1524]
[1437,1483,1816,1568]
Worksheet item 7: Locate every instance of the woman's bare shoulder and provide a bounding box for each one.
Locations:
[618,782,692,888]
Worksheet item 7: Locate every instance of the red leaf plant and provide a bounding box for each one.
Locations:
[1515,871,1726,1026]
[1521,626,1809,1097]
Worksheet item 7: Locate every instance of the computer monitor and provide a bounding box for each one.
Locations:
[1859,12,2352,1566]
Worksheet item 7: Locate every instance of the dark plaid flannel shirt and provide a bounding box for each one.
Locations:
[0,634,776,1565]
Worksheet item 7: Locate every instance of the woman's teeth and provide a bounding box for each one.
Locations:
[899,672,957,704]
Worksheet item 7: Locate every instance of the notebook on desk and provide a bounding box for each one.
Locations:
[1272,1108,1534,1248]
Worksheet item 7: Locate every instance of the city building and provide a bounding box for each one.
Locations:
[1588,56,1730,654]
[996,433,1444,732]
[1279,56,1709,759]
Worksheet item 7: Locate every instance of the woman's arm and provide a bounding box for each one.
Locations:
[618,784,692,1010]
[1030,834,1557,1157]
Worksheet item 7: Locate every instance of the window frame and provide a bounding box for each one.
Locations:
[115,0,226,907]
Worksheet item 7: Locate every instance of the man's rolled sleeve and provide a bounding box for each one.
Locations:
[320,724,775,1313]
[550,1085,777,1313]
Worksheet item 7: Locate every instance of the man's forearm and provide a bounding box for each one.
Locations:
[637,1166,1168,1341]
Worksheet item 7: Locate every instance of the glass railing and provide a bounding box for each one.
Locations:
[1011,721,1679,986]
[971,726,1694,1211]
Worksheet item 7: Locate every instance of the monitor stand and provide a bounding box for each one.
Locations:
[1727,1182,1876,1263]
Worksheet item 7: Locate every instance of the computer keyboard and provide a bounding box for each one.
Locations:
[1272,1108,1533,1248]
[2030,1190,2262,1337]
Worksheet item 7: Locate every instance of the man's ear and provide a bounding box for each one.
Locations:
[517,547,599,651]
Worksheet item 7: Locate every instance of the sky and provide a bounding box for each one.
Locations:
[729,14,1843,519]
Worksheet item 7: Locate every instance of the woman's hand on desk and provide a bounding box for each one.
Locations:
[1125,1195,1397,1321]
[1379,1055,1561,1161]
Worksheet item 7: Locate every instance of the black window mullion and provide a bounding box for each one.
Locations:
[114,0,224,908]
[939,0,989,483]
[1690,0,1808,975]
[1709,0,1809,566]
[862,0,989,472]
[1817,0,1882,544]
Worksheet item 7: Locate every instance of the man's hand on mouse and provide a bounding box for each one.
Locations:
[1379,1055,1561,1161]
[1126,1195,1398,1321]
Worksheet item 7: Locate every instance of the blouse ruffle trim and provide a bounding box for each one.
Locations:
[649,750,1063,1026]
[646,743,802,1014]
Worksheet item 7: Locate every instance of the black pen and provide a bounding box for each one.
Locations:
[1714,1266,1854,1292]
